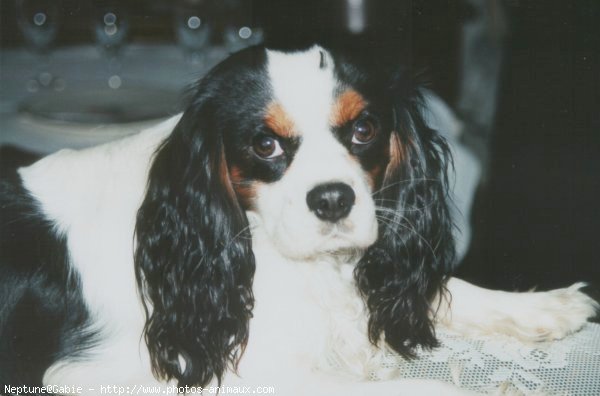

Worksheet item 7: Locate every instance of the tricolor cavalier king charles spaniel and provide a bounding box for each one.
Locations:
[1,46,597,395]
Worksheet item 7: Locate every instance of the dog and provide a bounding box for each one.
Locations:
[1,45,597,395]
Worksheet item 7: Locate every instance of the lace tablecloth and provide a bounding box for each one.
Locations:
[385,324,600,395]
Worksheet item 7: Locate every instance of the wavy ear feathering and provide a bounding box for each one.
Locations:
[134,85,255,386]
[354,79,456,358]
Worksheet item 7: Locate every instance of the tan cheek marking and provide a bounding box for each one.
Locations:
[367,164,383,190]
[264,102,297,138]
[388,132,404,169]
[330,90,367,127]
[230,165,243,184]
[234,184,258,210]
[344,152,381,191]
[384,132,405,180]
[219,147,237,201]
[230,165,258,209]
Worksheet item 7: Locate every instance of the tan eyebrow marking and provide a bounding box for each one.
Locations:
[264,102,297,138]
[330,89,367,127]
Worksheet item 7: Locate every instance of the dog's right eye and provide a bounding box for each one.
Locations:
[252,135,284,159]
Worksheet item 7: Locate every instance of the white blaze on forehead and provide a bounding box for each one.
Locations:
[266,46,336,138]
[256,47,378,259]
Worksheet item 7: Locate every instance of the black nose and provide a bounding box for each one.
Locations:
[306,183,356,223]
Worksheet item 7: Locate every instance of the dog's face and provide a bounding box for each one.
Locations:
[213,46,396,259]
[136,45,454,386]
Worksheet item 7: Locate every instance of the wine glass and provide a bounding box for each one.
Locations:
[221,0,263,52]
[91,1,130,89]
[174,0,212,64]
[15,0,61,92]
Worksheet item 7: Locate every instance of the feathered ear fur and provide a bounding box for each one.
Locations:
[134,95,255,386]
[354,83,455,357]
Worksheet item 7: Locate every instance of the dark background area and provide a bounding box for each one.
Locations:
[1,0,599,291]
[457,1,600,292]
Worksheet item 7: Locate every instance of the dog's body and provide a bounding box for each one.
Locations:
[1,46,597,395]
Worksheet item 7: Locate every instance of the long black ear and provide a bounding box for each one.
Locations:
[354,85,455,358]
[134,97,255,386]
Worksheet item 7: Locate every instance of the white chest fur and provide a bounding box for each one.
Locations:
[237,219,382,382]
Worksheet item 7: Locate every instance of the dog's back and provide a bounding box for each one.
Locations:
[0,116,178,388]
[0,167,94,387]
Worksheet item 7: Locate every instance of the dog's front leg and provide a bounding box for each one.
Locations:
[437,277,598,341]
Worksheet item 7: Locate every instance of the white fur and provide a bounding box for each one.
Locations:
[20,115,181,388]
[438,278,599,342]
[15,48,597,395]
[214,214,476,395]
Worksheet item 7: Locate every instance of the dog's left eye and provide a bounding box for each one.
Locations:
[253,135,284,159]
[351,117,379,145]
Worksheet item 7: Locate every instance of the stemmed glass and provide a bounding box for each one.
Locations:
[91,1,130,89]
[15,0,61,92]
[174,0,212,64]
[221,0,263,52]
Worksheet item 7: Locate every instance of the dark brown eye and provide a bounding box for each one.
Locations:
[253,135,284,159]
[351,117,378,144]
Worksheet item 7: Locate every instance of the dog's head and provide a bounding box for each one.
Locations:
[135,45,455,386]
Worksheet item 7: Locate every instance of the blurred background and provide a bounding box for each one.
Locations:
[0,0,598,292]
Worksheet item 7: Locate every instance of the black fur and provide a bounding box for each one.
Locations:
[134,49,269,386]
[331,51,455,357]
[0,171,98,389]
[354,80,455,358]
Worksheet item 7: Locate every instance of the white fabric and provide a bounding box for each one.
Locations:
[378,323,600,395]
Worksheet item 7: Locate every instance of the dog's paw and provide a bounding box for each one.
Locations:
[442,279,598,342]
[500,282,598,342]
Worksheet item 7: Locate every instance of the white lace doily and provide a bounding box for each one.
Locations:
[384,323,600,395]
